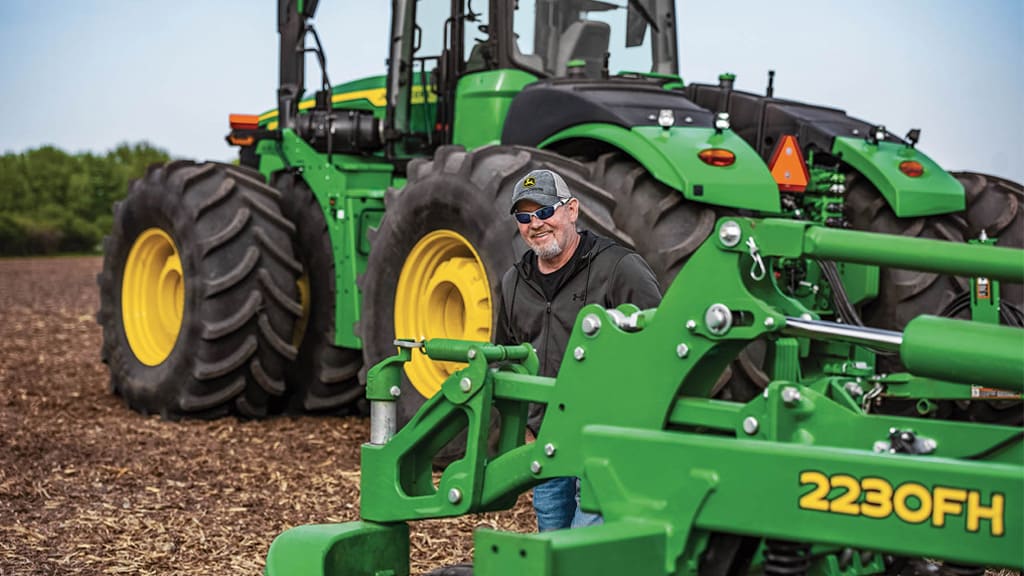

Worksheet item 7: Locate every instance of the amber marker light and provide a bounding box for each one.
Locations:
[229,114,260,131]
[698,148,736,167]
[899,160,924,177]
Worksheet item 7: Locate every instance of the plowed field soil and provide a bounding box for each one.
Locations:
[0,256,533,576]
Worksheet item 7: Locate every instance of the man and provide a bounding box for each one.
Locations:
[495,168,662,531]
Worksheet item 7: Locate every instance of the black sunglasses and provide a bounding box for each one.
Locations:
[513,199,569,224]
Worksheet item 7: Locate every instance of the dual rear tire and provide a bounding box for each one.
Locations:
[98,162,301,418]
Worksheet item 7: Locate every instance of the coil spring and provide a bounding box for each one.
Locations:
[763,540,811,576]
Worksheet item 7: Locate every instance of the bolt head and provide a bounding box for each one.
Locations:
[719,220,742,247]
[530,461,542,474]
[686,319,697,331]
[389,386,401,398]
[763,317,775,328]
[676,343,689,358]
[467,349,477,360]
[448,488,462,504]
[843,381,864,397]
[705,304,733,335]
[459,377,472,392]
[544,443,556,457]
[742,416,759,435]
[781,386,801,405]
[581,314,602,336]
[573,346,585,361]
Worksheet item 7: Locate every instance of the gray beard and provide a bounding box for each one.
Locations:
[531,237,562,260]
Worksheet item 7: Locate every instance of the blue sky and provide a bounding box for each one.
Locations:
[0,1,1021,182]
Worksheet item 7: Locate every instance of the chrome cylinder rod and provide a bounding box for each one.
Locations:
[782,317,903,351]
[370,401,397,445]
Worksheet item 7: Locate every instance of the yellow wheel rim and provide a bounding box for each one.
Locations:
[395,230,492,398]
[122,228,184,366]
[293,273,311,348]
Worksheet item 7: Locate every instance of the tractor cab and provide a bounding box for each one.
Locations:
[385,0,679,157]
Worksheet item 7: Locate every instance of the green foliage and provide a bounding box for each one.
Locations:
[0,142,169,256]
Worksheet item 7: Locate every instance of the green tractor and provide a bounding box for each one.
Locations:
[98,0,1022,423]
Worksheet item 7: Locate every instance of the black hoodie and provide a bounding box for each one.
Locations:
[495,230,662,432]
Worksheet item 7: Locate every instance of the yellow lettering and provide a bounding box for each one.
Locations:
[829,474,861,515]
[860,477,894,519]
[894,482,932,524]
[798,471,830,512]
[967,490,1005,537]
[931,486,967,527]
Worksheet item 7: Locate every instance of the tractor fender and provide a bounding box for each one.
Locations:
[832,137,964,217]
[539,123,781,213]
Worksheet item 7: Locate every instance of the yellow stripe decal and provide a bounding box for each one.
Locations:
[257,85,436,124]
[332,88,388,107]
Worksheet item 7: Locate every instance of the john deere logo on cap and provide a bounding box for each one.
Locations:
[523,177,536,188]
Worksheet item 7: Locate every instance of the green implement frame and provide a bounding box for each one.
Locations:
[266,219,1024,575]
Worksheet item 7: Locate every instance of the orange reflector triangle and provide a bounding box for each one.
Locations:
[768,135,810,192]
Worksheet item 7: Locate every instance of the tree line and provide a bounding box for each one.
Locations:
[0,143,170,256]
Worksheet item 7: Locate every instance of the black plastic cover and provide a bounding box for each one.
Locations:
[502,77,714,147]
[684,83,898,162]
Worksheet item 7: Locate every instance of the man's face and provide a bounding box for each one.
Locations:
[513,198,578,260]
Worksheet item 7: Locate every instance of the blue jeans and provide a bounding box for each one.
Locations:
[533,477,603,531]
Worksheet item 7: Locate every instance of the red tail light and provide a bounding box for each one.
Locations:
[698,148,736,167]
[899,160,924,177]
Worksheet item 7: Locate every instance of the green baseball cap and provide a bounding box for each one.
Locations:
[510,169,572,214]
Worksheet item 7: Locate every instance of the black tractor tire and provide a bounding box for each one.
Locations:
[274,171,365,414]
[586,151,719,293]
[359,145,640,432]
[97,161,301,419]
[951,171,1023,309]
[844,172,968,372]
[951,172,1024,426]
